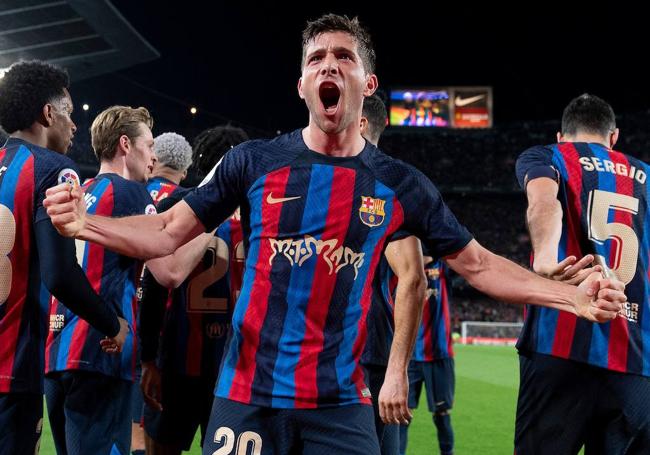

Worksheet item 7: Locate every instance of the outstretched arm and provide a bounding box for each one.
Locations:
[379,236,426,425]
[44,183,204,260]
[444,240,625,322]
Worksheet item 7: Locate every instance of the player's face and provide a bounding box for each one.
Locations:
[299,31,377,135]
[49,89,77,154]
[126,123,155,183]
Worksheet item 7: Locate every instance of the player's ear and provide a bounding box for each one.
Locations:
[363,74,378,97]
[610,128,619,148]
[360,117,368,134]
[297,78,305,100]
[118,134,131,155]
[556,132,563,143]
[41,103,55,127]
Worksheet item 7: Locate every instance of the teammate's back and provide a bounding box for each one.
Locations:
[517,141,650,374]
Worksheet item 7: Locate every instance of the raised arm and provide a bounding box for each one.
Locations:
[44,183,204,260]
[379,235,426,425]
[444,239,625,322]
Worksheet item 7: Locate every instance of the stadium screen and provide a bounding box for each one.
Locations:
[389,86,493,128]
[452,87,492,128]
[389,89,451,127]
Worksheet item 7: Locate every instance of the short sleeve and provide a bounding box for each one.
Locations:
[184,146,245,231]
[34,152,81,224]
[515,145,558,190]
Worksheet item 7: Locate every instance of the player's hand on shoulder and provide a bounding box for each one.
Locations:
[534,254,602,285]
[44,182,87,237]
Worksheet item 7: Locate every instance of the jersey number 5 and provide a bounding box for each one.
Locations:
[0,204,16,305]
[587,189,639,285]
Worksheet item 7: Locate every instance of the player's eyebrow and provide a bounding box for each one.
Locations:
[306,46,356,58]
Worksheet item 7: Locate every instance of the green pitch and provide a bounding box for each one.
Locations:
[39,345,522,455]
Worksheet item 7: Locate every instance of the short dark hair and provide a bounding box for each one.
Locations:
[362,94,387,145]
[302,14,376,74]
[192,125,249,178]
[561,93,616,137]
[0,60,70,133]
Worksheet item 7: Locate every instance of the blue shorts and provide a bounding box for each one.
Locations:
[0,392,42,455]
[143,374,215,450]
[516,352,650,455]
[407,358,455,412]
[45,371,133,455]
[132,364,143,424]
[364,364,400,455]
[203,397,380,455]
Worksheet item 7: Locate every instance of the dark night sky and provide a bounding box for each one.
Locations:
[70,2,650,135]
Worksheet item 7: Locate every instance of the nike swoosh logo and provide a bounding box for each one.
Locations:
[455,94,486,107]
[266,193,301,204]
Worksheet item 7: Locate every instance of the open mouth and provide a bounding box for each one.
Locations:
[319,82,341,115]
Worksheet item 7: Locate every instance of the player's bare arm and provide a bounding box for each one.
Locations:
[44,182,204,259]
[526,177,602,284]
[379,236,426,425]
[145,230,216,288]
[445,240,626,322]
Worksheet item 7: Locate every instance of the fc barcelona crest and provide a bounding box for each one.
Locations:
[359,196,386,227]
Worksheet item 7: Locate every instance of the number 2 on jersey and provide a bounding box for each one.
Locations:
[187,236,230,313]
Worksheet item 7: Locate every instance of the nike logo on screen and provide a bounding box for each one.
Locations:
[455,94,486,107]
[266,193,301,204]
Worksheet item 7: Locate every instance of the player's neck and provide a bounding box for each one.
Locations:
[152,167,183,185]
[11,128,48,150]
[561,134,611,148]
[98,158,138,182]
[302,123,366,157]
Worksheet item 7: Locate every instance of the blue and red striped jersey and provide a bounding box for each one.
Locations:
[516,142,650,376]
[361,256,398,367]
[155,188,244,377]
[183,130,472,408]
[45,173,155,381]
[145,176,183,204]
[0,138,82,393]
[413,260,453,361]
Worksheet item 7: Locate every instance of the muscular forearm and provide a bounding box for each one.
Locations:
[386,275,426,372]
[527,198,563,266]
[79,213,179,260]
[453,245,578,313]
[146,231,215,288]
